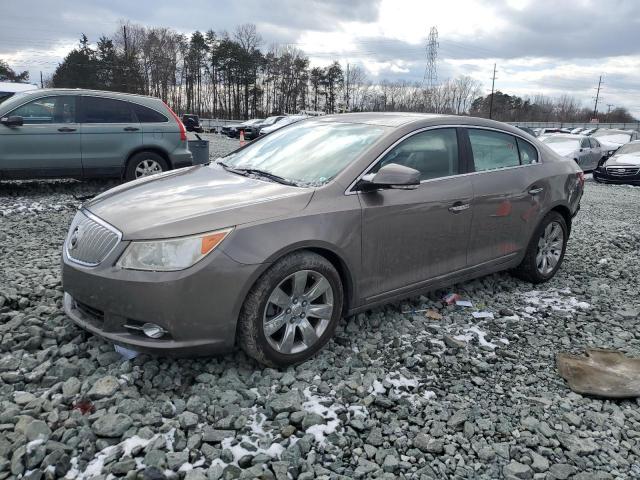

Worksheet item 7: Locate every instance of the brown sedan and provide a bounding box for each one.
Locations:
[62,113,584,366]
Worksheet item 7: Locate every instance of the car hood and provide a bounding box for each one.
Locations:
[606,154,640,167]
[85,165,313,240]
[598,139,623,150]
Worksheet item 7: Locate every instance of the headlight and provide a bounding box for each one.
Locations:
[117,228,233,271]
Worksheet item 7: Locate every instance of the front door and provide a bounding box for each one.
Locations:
[79,96,142,178]
[465,128,547,266]
[0,95,81,178]
[358,127,473,300]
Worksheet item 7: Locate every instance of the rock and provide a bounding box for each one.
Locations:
[178,411,199,430]
[301,413,325,430]
[111,458,137,475]
[269,390,302,414]
[366,427,384,447]
[184,468,208,480]
[530,451,549,473]
[88,376,120,399]
[25,420,51,441]
[549,463,578,479]
[202,427,235,443]
[503,461,533,480]
[92,413,132,437]
[382,455,399,473]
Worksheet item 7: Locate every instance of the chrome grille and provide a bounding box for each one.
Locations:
[607,167,640,176]
[65,210,121,266]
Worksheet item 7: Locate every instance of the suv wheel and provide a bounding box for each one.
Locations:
[237,251,343,367]
[125,152,168,181]
[512,211,568,283]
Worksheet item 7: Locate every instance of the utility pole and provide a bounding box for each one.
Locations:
[40,71,43,88]
[489,63,497,119]
[593,75,603,118]
[345,62,350,111]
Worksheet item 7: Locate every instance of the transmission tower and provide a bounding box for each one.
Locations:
[423,26,439,88]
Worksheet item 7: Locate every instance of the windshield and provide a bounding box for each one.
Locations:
[615,143,640,155]
[0,93,12,104]
[542,137,579,149]
[592,131,631,143]
[263,116,280,125]
[220,120,387,186]
[242,119,263,126]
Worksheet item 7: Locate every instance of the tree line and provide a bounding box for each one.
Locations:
[4,21,636,122]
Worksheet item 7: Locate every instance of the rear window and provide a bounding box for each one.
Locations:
[468,129,520,171]
[82,97,134,123]
[134,104,168,123]
[517,138,538,164]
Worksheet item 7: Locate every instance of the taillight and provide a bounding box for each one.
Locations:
[577,171,585,186]
[163,102,187,141]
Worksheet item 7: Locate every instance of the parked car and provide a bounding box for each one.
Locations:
[581,127,599,136]
[541,134,604,171]
[260,114,308,135]
[62,113,583,366]
[593,140,640,185]
[181,114,204,133]
[0,81,38,104]
[591,129,639,158]
[242,115,286,139]
[515,125,537,136]
[570,127,585,134]
[0,88,192,181]
[224,118,264,138]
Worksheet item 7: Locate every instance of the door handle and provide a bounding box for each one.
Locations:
[448,202,470,213]
[124,126,140,132]
[57,127,76,132]
[528,187,544,195]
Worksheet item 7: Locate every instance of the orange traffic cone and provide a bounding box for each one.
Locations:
[239,129,246,146]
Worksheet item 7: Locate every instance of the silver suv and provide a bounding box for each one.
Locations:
[0,89,192,181]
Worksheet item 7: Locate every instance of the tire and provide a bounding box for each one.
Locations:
[124,152,168,182]
[512,211,568,284]
[237,251,344,367]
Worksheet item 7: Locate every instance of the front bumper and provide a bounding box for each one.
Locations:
[62,244,263,357]
[593,168,640,185]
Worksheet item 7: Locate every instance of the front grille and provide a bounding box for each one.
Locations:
[66,210,120,266]
[607,167,640,176]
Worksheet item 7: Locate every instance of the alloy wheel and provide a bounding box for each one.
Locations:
[135,159,163,178]
[262,270,334,355]
[536,221,564,275]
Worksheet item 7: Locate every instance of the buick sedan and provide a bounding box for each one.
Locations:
[62,113,584,366]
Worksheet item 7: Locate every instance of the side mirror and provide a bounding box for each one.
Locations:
[358,163,421,191]
[0,115,24,127]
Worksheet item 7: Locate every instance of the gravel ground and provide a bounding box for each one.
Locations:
[1,136,640,480]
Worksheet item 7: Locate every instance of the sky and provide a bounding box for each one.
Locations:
[2,0,640,118]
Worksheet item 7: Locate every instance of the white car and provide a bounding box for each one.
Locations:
[542,134,604,171]
[591,129,640,158]
[0,82,38,103]
[259,115,308,135]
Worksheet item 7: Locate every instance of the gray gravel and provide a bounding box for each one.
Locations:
[1,136,640,479]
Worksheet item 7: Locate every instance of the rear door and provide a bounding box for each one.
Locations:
[465,128,546,266]
[589,138,602,169]
[79,96,142,178]
[358,127,473,300]
[0,95,81,178]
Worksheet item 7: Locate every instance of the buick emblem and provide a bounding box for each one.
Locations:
[69,226,82,250]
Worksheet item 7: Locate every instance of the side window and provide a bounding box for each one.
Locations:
[589,138,599,148]
[516,138,538,164]
[133,103,168,123]
[371,128,459,181]
[82,97,135,123]
[468,129,520,171]
[11,96,76,125]
[580,138,590,148]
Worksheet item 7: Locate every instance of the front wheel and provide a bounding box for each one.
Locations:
[512,211,568,283]
[237,251,344,367]
[124,152,168,181]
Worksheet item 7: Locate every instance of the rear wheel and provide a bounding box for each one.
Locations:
[125,151,168,181]
[512,211,568,283]
[237,251,343,367]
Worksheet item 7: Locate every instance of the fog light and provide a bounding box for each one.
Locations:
[142,323,167,339]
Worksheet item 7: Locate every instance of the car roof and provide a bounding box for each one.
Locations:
[544,133,585,139]
[15,88,161,102]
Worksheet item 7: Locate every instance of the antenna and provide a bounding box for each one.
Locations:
[423,26,439,88]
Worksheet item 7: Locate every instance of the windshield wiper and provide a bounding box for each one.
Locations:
[233,168,298,186]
